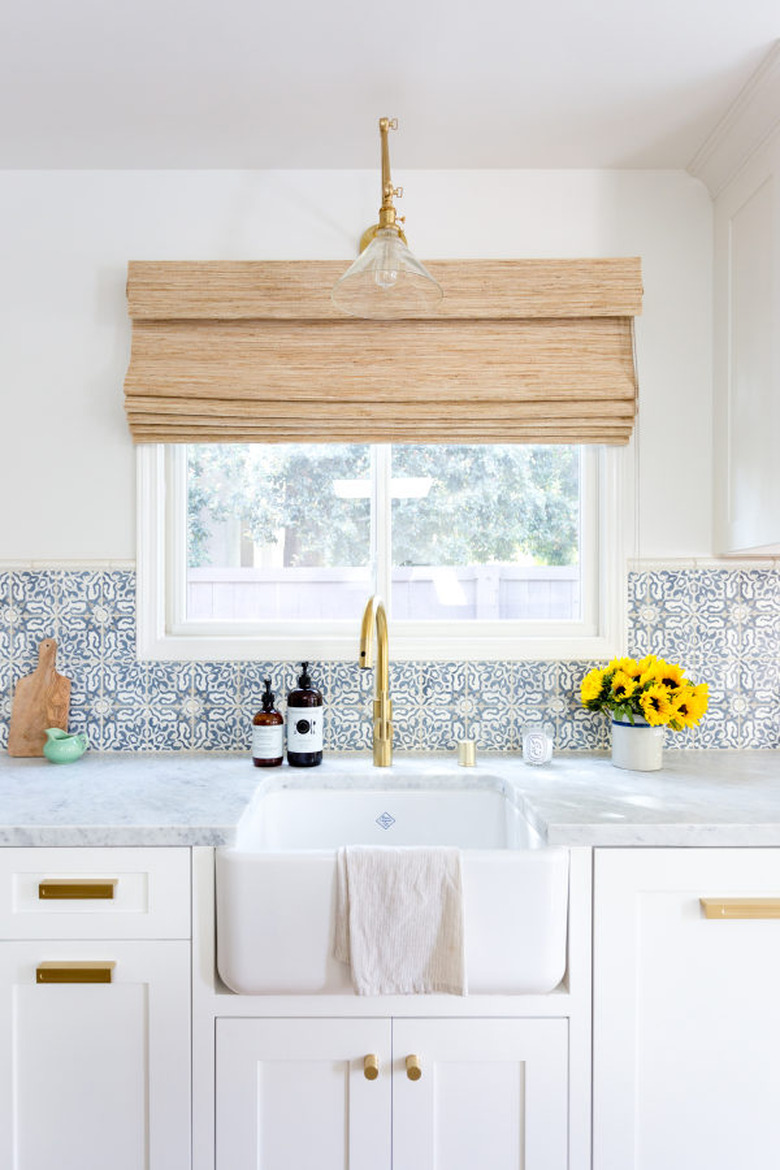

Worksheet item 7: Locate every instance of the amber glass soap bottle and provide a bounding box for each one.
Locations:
[286,662,323,767]
[251,679,284,767]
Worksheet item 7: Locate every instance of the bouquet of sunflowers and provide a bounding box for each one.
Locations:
[580,655,708,730]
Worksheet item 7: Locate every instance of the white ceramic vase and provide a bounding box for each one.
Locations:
[611,716,663,772]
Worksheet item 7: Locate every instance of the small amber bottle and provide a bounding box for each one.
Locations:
[252,679,284,767]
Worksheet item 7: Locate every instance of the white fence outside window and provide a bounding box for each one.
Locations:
[187,565,580,623]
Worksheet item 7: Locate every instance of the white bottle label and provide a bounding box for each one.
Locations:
[286,706,323,753]
[252,723,283,760]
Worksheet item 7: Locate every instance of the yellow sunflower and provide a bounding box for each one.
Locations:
[647,659,688,690]
[607,656,642,679]
[639,683,674,726]
[580,668,607,706]
[610,670,639,702]
[636,655,660,684]
[670,684,709,728]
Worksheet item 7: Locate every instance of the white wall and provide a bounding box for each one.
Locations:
[0,168,712,561]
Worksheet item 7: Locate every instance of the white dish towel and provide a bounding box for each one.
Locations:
[334,845,466,996]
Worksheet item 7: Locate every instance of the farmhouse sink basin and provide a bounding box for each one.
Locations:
[216,771,569,996]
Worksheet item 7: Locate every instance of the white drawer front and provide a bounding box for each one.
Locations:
[0,848,190,939]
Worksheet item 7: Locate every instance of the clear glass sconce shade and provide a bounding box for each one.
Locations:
[331,228,443,318]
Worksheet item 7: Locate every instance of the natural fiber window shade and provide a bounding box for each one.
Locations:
[124,258,642,445]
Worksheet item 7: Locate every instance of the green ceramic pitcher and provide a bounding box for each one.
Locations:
[42,728,89,764]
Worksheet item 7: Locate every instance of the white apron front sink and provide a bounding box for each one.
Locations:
[216,768,568,996]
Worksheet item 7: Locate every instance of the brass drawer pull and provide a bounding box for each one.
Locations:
[364,1054,379,1080]
[405,1054,422,1081]
[700,898,780,920]
[36,962,116,984]
[38,879,117,901]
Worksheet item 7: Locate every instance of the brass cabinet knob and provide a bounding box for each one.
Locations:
[405,1054,422,1081]
[364,1054,379,1080]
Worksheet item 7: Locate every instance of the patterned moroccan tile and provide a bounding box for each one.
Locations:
[324,662,373,752]
[742,716,780,750]
[738,569,780,602]
[99,571,137,661]
[731,650,780,694]
[102,569,137,609]
[327,704,371,753]
[415,663,463,749]
[325,661,373,703]
[695,569,741,631]
[144,663,193,750]
[0,570,10,662]
[558,713,608,751]
[0,616,10,666]
[190,662,244,751]
[10,570,59,613]
[9,572,59,670]
[1,563,778,753]
[642,624,699,669]
[0,659,11,750]
[102,663,150,750]
[389,660,419,694]
[628,573,700,664]
[57,572,103,663]
[386,662,423,749]
[239,662,285,710]
[464,662,520,751]
[690,710,726,748]
[69,660,103,707]
[385,664,422,751]
[708,712,742,749]
[736,621,780,663]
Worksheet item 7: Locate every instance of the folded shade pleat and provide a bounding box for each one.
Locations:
[124,259,642,446]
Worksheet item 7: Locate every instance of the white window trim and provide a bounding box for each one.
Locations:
[136,443,632,662]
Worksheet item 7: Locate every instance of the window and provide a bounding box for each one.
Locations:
[137,442,630,661]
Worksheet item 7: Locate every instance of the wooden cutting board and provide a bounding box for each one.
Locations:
[7,639,72,757]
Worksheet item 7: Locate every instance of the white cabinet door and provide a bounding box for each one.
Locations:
[216,1018,392,1170]
[713,134,780,553]
[217,1017,569,1170]
[594,848,780,1170]
[0,940,191,1170]
[392,1018,568,1170]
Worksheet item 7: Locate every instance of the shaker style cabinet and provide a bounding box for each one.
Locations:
[713,126,780,553]
[216,1016,568,1170]
[216,1018,393,1170]
[0,847,191,1170]
[391,1018,568,1170]
[593,848,780,1170]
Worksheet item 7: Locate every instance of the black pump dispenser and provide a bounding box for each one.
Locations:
[261,679,276,712]
[286,661,323,767]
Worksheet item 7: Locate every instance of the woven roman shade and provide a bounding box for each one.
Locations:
[124,258,642,445]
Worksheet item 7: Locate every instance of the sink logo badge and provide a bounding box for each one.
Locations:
[375,811,396,831]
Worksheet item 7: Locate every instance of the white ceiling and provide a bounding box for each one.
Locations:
[0,0,777,170]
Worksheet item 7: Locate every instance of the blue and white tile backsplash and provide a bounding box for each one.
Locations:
[1,567,779,752]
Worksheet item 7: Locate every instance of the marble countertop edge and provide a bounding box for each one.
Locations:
[0,749,779,848]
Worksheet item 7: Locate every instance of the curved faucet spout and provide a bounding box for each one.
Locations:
[358,595,393,767]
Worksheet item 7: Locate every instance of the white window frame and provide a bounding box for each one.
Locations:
[136,442,632,662]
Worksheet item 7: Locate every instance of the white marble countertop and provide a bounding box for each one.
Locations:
[1,749,780,847]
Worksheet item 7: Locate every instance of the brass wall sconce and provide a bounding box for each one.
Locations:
[331,117,443,318]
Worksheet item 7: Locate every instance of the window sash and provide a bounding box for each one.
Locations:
[135,444,629,662]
